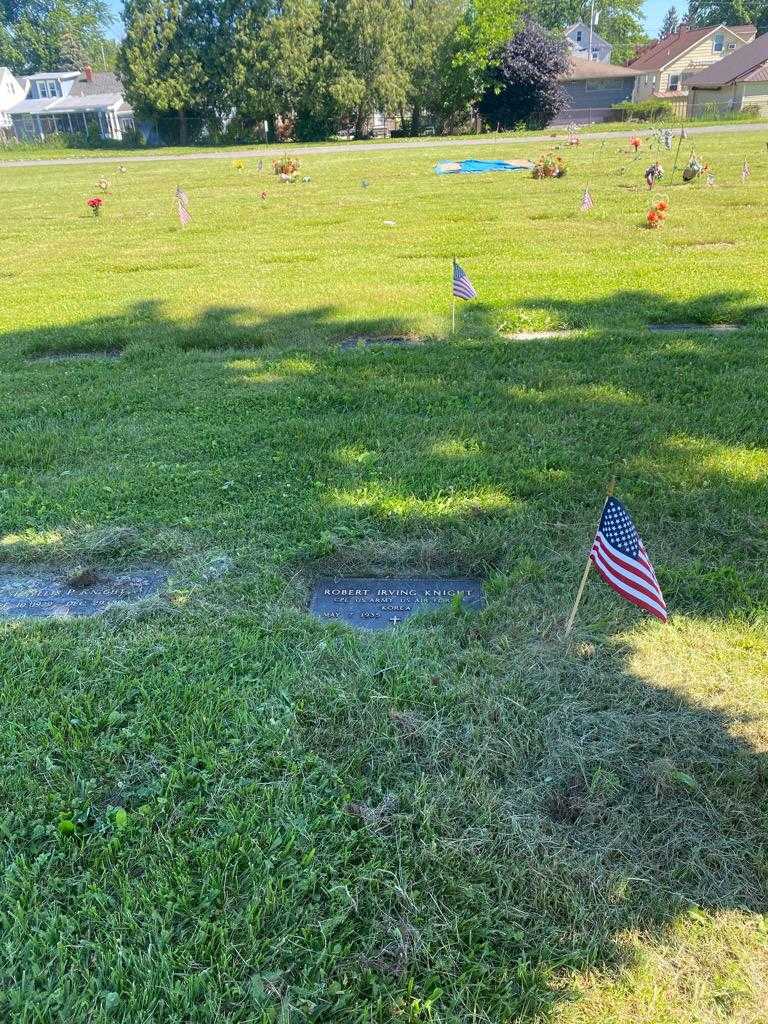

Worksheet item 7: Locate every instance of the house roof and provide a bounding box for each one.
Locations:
[70,71,123,97]
[25,71,80,81]
[562,57,641,81]
[8,69,130,116]
[628,23,756,71]
[9,93,129,115]
[687,30,768,86]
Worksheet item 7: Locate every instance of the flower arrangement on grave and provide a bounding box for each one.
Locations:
[273,155,299,181]
[86,196,103,217]
[532,152,566,179]
[232,159,245,172]
[96,177,111,192]
[629,135,642,152]
[644,161,663,189]
[682,153,707,182]
[645,199,669,229]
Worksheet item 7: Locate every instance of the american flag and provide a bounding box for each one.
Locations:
[176,185,191,227]
[581,188,593,212]
[452,260,477,300]
[742,158,751,182]
[589,497,667,622]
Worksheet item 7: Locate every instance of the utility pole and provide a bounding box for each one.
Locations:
[588,3,600,60]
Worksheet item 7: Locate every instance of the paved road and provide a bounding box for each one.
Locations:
[1,121,765,170]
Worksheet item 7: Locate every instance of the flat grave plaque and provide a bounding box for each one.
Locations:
[309,577,484,631]
[340,336,423,351]
[648,323,739,334]
[0,567,168,621]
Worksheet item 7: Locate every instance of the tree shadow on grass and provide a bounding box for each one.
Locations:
[4,299,412,359]
[0,293,767,1020]
[513,289,768,332]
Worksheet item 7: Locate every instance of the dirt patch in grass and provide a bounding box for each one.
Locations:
[300,535,503,580]
[548,776,589,824]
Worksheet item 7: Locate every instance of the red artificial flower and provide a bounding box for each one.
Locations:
[87,197,103,208]
[646,209,660,227]
[630,135,642,151]
[655,200,669,212]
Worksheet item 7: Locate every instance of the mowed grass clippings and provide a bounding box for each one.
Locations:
[0,132,767,1024]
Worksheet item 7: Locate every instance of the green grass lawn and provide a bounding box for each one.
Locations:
[1,131,767,1023]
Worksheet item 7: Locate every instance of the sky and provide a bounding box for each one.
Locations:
[104,1,672,43]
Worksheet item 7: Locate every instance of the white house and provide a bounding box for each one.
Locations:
[0,66,26,130]
[565,22,613,63]
[8,66,135,141]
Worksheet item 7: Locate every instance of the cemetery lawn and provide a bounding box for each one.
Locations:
[1,130,767,1023]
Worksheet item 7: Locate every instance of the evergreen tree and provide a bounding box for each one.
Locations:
[223,0,323,138]
[322,0,410,136]
[120,0,207,142]
[659,5,680,35]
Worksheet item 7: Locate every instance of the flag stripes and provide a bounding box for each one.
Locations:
[176,185,191,227]
[589,497,667,622]
[452,260,477,300]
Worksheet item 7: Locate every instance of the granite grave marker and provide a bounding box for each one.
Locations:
[0,567,168,620]
[310,577,484,631]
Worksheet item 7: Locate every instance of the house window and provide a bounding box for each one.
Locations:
[713,33,724,52]
[46,80,61,97]
[576,30,583,42]
[668,74,680,91]
[37,81,48,98]
[586,78,616,91]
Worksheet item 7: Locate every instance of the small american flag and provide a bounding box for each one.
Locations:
[452,260,477,300]
[742,158,751,182]
[176,185,191,227]
[581,188,593,212]
[590,497,667,622]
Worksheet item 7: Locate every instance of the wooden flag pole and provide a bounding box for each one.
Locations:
[564,555,592,638]
[564,477,616,637]
[451,257,456,334]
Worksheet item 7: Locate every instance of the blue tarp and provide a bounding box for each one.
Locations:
[435,158,534,175]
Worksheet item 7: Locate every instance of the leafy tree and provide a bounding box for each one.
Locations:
[0,0,113,73]
[659,5,680,35]
[478,16,569,129]
[404,0,463,133]
[684,0,768,30]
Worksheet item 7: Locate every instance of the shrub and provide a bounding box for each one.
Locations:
[478,19,570,130]
[611,98,673,122]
